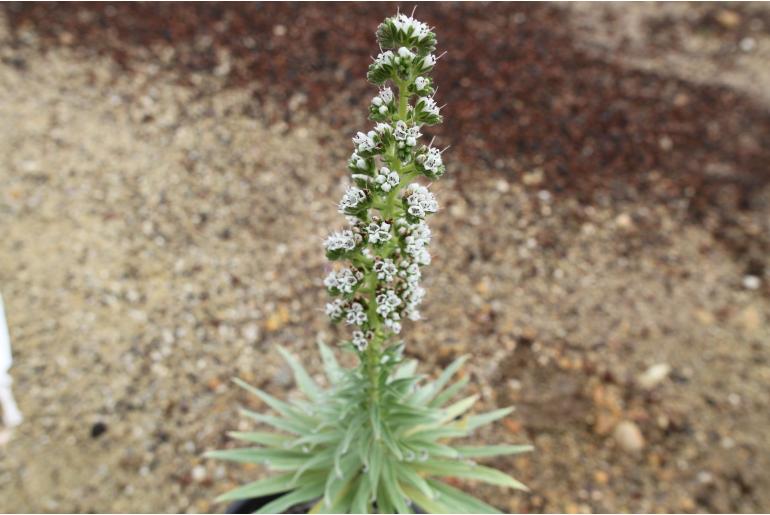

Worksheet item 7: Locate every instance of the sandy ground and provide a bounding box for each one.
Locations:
[1,5,769,514]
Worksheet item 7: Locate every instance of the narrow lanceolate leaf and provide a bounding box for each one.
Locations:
[324,453,362,511]
[397,462,435,502]
[318,473,361,514]
[214,472,296,502]
[393,359,418,379]
[239,408,310,435]
[203,447,305,464]
[401,484,452,515]
[318,339,343,384]
[255,481,326,514]
[462,406,515,432]
[426,479,502,514]
[381,460,412,514]
[368,442,385,498]
[232,378,295,417]
[414,459,529,491]
[227,431,291,447]
[351,473,372,514]
[454,444,534,459]
[412,355,469,405]
[402,439,459,459]
[277,346,322,402]
[439,394,479,424]
[429,375,470,408]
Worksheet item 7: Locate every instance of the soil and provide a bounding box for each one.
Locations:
[0,3,768,513]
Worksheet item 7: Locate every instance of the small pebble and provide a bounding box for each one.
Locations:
[613,421,645,453]
[742,275,760,290]
[90,422,108,439]
[191,465,207,483]
[637,363,671,390]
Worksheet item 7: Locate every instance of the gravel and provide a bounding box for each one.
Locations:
[1,5,769,513]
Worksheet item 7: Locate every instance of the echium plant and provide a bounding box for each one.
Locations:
[208,13,531,514]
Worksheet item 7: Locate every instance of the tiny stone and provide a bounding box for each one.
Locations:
[742,275,760,290]
[637,363,671,390]
[192,465,207,483]
[613,420,645,453]
[90,422,108,439]
[739,37,756,52]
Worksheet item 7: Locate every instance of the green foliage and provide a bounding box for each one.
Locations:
[207,343,531,513]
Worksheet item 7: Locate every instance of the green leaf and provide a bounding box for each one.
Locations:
[439,394,479,424]
[414,459,529,491]
[396,463,435,503]
[287,430,343,448]
[463,407,515,432]
[413,355,469,405]
[393,359,418,379]
[232,378,295,418]
[203,447,304,464]
[403,439,459,459]
[213,472,295,502]
[429,376,470,408]
[320,473,360,514]
[277,346,322,402]
[292,446,336,481]
[401,483,452,514]
[454,444,534,459]
[368,442,384,497]
[333,420,361,485]
[427,479,502,514]
[324,453,361,510]
[255,481,325,514]
[318,339,343,385]
[351,474,372,514]
[240,408,310,435]
[227,431,291,447]
[406,426,468,441]
[381,461,411,514]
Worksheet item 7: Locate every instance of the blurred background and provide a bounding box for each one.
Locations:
[1,2,769,513]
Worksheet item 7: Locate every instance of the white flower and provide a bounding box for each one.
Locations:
[418,96,440,117]
[345,302,367,326]
[414,248,431,265]
[423,54,437,68]
[414,76,428,91]
[419,147,443,174]
[352,331,370,351]
[405,183,438,218]
[372,96,383,107]
[373,50,394,67]
[373,259,398,282]
[384,316,402,334]
[367,221,392,244]
[349,152,367,170]
[397,46,415,61]
[338,186,367,214]
[379,87,394,103]
[393,121,421,148]
[392,14,431,41]
[325,299,345,319]
[353,131,376,153]
[324,230,360,253]
[324,267,363,294]
[376,289,402,317]
[374,166,400,193]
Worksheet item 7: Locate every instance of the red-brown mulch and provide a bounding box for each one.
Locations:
[3,2,769,270]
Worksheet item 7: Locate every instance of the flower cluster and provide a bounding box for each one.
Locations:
[323,12,446,353]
